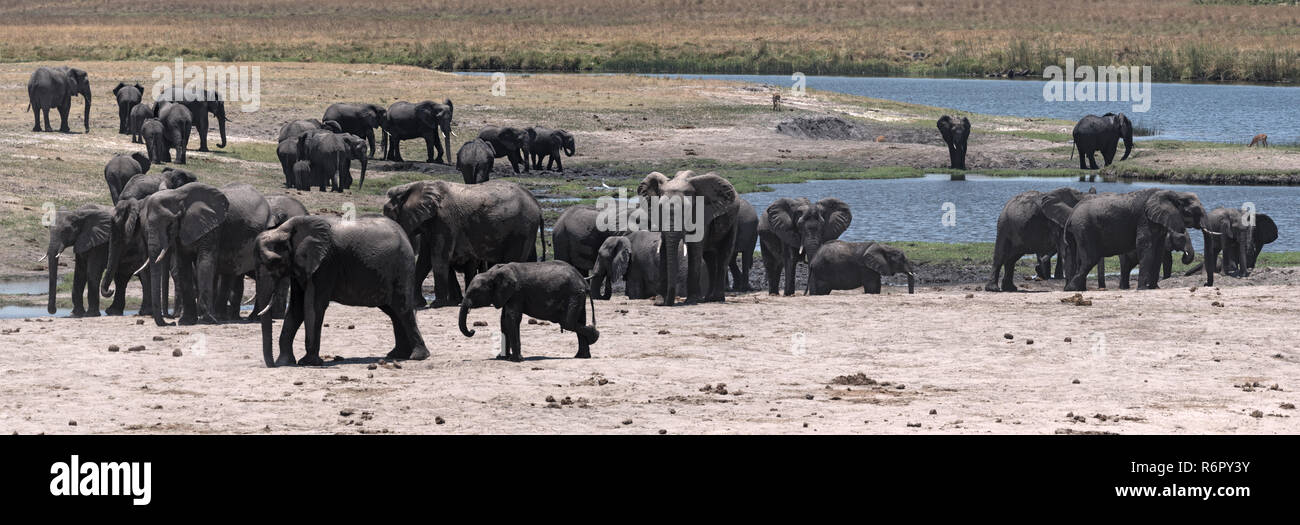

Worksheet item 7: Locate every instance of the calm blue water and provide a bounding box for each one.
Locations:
[740,175,1296,253]
[649,74,1300,144]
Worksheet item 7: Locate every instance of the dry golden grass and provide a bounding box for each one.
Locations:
[1,1,1298,80]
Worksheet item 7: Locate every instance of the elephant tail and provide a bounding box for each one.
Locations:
[588,283,596,328]
[25,103,30,113]
[537,213,547,261]
[1069,142,1075,160]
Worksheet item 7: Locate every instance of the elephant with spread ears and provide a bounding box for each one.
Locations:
[936,115,970,170]
[1063,188,1213,291]
[255,215,430,367]
[27,66,91,133]
[808,241,916,295]
[153,86,227,152]
[43,204,141,317]
[1072,113,1132,170]
[636,170,740,305]
[382,99,453,164]
[986,186,1095,292]
[758,197,852,296]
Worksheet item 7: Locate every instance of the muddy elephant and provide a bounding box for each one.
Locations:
[459,261,598,362]
[256,215,429,367]
[590,230,688,300]
[103,152,151,204]
[986,187,1095,292]
[552,204,630,297]
[636,171,739,305]
[27,66,91,133]
[808,241,916,295]
[112,82,144,135]
[758,197,852,296]
[525,126,575,171]
[153,86,227,152]
[728,198,758,292]
[478,126,531,174]
[296,130,368,191]
[936,115,970,170]
[456,139,496,184]
[383,180,545,308]
[129,103,153,144]
[382,99,453,164]
[1063,188,1211,291]
[1072,113,1132,169]
[43,204,136,317]
[155,103,193,164]
[324,103,385,159]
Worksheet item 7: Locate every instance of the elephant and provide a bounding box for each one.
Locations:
[636,170,740,305]
[986,187,1095,292]
[44,204,124,317]
[758,197,852,296]
[381,99,453,164]
[1117,229,1195,289]
[129,103,153,144]
[1184,212,1278,278]
[292,160,312,191]
[255,215,429,367]
[936,115,971,170]
[220,195,310,323]
[383,180,545,308]
[589,230,688,300]
[1072,113,1132,169]
[140,118,166,163]
[552,204,630,298]
[459,261,598,362]
[808,241,916,295]
[155,103,193,164]
[277,119,342,142]
[1199,207,1258,286]
[99,167,198,318]
[27,66,91,133]
[103,152,151,204]
[153,86,227,152]
[728,198,758,292]
[323,103,386,159]
[456,138,496,184]
[296,130,368,191]
[478,126,532,174]
[112,82,144,135]
[1063,188,1211,291]
[138,182,270,326]
[525,126,575,171]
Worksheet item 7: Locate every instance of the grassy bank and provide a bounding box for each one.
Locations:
[2,1,1299,82]
[889,241,1300,274]
[1101,163,1300,185]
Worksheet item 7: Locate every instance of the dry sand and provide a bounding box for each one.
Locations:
[2,272,1297,435]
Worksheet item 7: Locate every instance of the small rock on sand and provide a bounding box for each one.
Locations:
[127,345,145,352]
[107,345,119,352]
[435,416,445,425]
[1071,378,1081,384]
[172,349,182,357]
[1004,333,1014,340]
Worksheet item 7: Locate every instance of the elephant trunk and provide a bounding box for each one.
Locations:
[564,143,575,157]
[216,113,227,148]
[101,228,125,298]
[801,238,821,264]
[1120,129,1133,161]
[261,291,275,367]
[46,245,61,314]
[458,302,475,337]
[82,90,92,133]
[358,153,367,189]
[662,232,684,304]
[442,124,452,165]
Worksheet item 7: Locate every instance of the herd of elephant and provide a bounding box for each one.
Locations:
[936,111,1133,171]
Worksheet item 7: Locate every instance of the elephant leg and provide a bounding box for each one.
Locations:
[761,244,781,295]
[1000,251,1022,292]
[1161,250,1173,279]
[782,248,797,296]
[381,304,413,359]
[42,107,53,132]
[499,307,523,362]
[656,242,676,307]
[741,250,753,291]
[1087,152,1098,170]
[428,259,456,308]
[1118,255,1133,290]
[70,257,87,316]
[272,278,289,319]
[196,118,209,152]
[86,253,106,315]
[174,256,198,325]
[276,285,303,366]
[685,244,704,303]
[192,249,219,324]
[708,250,728,302]
[108,268,130,316]
[230,276,245,319]
[728,251,744,291]
[423,134,439,163]
[1204,232,1217,286]
[32,101,42,131]
[212,275,230,321]
[299,282,330,366]
[553,152,563,172]
[57,99,70,132]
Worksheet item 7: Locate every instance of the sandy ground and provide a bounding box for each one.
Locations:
[2,269,1297,435]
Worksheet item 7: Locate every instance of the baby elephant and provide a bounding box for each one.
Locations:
[808,241,916,295]
[590,230,688,300]
[459,261,599,362]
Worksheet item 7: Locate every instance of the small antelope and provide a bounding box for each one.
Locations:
[771,93,781,111]
[1249,133,1268,147]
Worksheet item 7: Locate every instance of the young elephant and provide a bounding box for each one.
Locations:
[590,230,688,300]
[455,138,495,184]
[255,215,429,367]
[292,160,312,190]
[103,151,151,204]
[1118,230,1194,289]
[44,204,117,316]
[129,103,153,144]
[459,261,599,362]
[758,197,852,296]
[140,118,167,163]
[808,241,916,295]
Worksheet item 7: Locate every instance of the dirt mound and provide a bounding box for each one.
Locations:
[776,115,875,140]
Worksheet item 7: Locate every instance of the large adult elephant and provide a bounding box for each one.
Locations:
[27,66,91,133]
[382,99,453,164]
[986,187,1095,292]
[525,126,575,171]
[728,198,758,292]
[937,115,971,170]
[478,126,531,174]
[43,204,125,317]
[456,139,496,184]
[255,215,429,367]
[383,180,545,308]
[138,182,269,326]
[99,168,198,317]
[103,152,151,204]
[296,130,368,191]
[758,197,852,296]
[552,204,629,298]
[232,195,309,322]
[636,171,739,305]
[808,241,916,295]
[155,102,193,164]
[1072,113,1132,169]
[589,230,688,300]
[154,86,227,152]
[1063,188,1211,291]
[323,103,386,159]
[112,82,144,135]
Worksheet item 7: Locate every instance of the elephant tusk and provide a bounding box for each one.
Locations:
[38,253,47,263]
[132,260,149,276]
[1205,230,1223,237]
[256,303,273,317]
[242,294,256,305]
[450,130,458,137]
[153,247,167,264]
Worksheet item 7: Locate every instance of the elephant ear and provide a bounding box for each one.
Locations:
[113,82,125,96]
[118,199,141,242]
[960,117,971,132]
[636,172,669,199]
[323,120,343,133]
[134,83,144,94]
[1038,191,1076,229]
[490,265,518,308]
[1255,213,1278,244]
[131,151,151,174]
[861,243,894,275]
[74,208,112,253]
[937,115,954,141]
[816,198,852,242]
[610,237,632,281]
[289,216,333,278]
[399,182,443,234]
[687,171,737,220]
[765,198,800,246]
[1144,191,1187,234]
[179,185,229,246]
